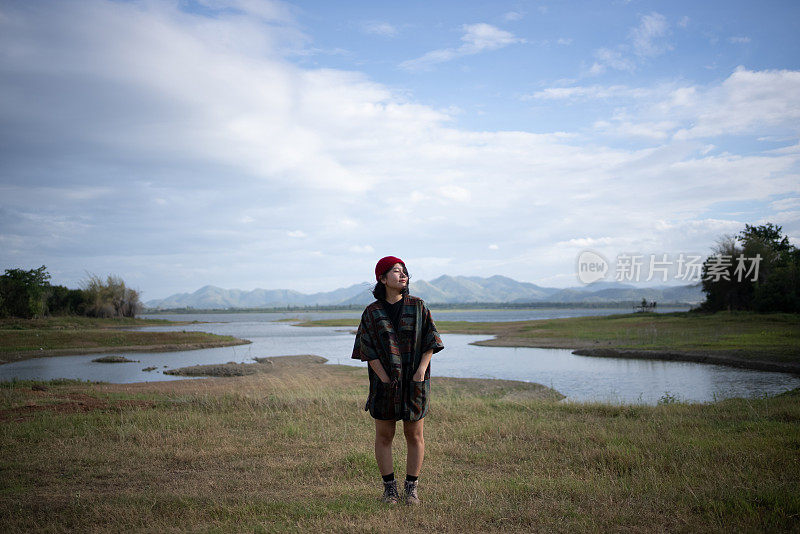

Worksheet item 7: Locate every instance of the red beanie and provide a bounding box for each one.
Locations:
[375,256,405,282]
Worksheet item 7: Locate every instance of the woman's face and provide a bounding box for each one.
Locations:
[381,263,408,291]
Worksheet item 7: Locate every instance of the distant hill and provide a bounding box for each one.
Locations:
[144,282,373,309]
[144,276,703,309]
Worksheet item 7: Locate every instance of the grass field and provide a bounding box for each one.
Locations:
[300,311,800,365]
[1,356,798,533]
[0,316,249,364]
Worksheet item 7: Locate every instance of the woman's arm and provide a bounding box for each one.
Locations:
[368,358,391,383]
[412,349,433,381]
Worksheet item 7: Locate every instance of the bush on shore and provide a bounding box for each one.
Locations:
[0,266,141,319]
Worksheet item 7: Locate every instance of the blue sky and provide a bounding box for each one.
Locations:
[1,0,798,299]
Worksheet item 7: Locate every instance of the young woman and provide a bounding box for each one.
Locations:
[351,256,444,505]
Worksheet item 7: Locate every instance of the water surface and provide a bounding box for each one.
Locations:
[1,309,796,405]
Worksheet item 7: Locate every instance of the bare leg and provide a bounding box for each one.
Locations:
[403,418,425,477]
[374,419,396,476]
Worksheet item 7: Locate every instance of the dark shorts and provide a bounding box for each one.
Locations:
[366,378,430,422]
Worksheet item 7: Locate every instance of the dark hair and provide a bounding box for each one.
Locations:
[372,263,411,300]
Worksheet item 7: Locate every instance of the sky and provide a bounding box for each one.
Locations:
[1,0,799,300]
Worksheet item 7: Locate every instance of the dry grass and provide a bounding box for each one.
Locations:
[1,357,798,533]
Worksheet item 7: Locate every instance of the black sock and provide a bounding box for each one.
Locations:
[406,474,418,482]
[382,472,395,483]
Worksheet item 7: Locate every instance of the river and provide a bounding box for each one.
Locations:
[1,308,798,405]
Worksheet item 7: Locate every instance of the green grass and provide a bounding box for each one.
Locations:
[1,362,798,533]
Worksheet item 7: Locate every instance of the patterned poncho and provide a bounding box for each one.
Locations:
[351,294,444,421]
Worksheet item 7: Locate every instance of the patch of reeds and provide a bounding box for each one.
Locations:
[92,356,140,363]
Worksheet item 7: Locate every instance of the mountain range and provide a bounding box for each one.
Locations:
[144,275,704,309]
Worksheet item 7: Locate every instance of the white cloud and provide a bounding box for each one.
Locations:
[399,23,524,71]
[770,197,800,211]
[589,12,671,74]
[0,2,797,297]
[729,36,751,44]
[349,245,375,253]
[590,47,636,74]
[678,16,690,28]
[462,23,522,51]
[557,236,620,248]
[503,11,524,22]
[524,84,653,100]
[534,67,800,143]
[362,21,398,37]
[594,119,679,140]
[438,185,471,202]
[409,191,426,203]
[188,0,297,25]
[673,67,800,139]
[630,12,671,57]
[766,141,800,155]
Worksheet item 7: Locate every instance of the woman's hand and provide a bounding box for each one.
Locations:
[412,349,433,381]
[368,359,391,384]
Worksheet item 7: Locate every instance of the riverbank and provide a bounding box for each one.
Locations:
[1,356,797,532]
[300,310,800,374]
[0,317,250,364]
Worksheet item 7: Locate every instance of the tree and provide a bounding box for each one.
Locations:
[81,274,141,318]
[698,223,799,313]
[698,235,746,311]
[46,285,89,315]
[0,267,142,318]
[0,265,51,318]
[737,223,799,312]
[739,222,793,254]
